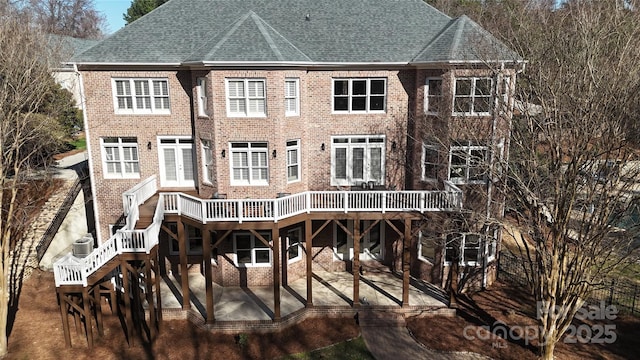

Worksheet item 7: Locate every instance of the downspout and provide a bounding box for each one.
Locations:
[75,63,103,244]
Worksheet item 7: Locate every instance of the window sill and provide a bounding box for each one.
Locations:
[452,112,491,117]
[417,256,435,265]
[104,174,141,180]
[234,263,271,268]
[114,111,171,116]
[331,111,386,115]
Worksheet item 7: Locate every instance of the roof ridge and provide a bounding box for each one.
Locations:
[450,16,467,59]
[411,16,458,62]
[196,12,253,60]
[248,12,312,62]
[250,12,284,61]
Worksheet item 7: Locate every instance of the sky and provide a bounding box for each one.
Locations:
[94,0,130,34]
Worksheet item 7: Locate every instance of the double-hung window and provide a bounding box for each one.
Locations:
[333,78,386,113]
[113,78,170,114]
[449,140,488,184]
[101,137,140,179]
[285,78,299,116]
[234,232,271,267]
[286,139,300,183]
[286,228,303,263]
[453,77,492,116]
[421,143,439,181]
[445,233,481,266]
[230,142,268,185]
[418,230,437,264]
[201,139,214,184]
[196,77,208,117]
[331,135,385,186]
[226,79,266,117]
[425,77,442,114]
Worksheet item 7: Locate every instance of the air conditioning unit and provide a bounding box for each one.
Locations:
[72,234,94,258]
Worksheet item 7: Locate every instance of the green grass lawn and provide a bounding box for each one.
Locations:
[279,336,375,360]
[69,137,86,150]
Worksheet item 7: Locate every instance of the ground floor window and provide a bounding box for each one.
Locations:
[234,231,271,267]
[285,227,303,263]
[169,224,202,255]
[445,231,497,266]
[417,230,437,264]
[333,220,384,260]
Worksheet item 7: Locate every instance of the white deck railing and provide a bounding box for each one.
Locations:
[162,186,462,224]
[55,181,461,286]
[54,179,164,287]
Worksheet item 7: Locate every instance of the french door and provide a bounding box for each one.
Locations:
[158,137,195,187]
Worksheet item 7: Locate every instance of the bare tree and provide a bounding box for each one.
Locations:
[26,0,106,39]
[486,1,640,358]
[0,12,67,356]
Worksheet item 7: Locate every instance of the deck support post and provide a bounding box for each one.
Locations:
[272,224,281,321]
[121,260,134,346]
[305,218,313,307]
[92,284,104,336]
[353,217,360,308]
[81,287,93,349]
[177,219,191,310]
[203,229,215,324]
[154,255,163,327]
[402,218,411,307]
[58,290,72,347]
[144,256,157,338]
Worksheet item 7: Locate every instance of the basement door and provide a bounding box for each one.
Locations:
[158,137,195,188]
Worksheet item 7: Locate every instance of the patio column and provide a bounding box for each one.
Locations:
[177,219,190,310]
[402,218,411,307]
[353,218,360,307]
[272,224,281,321]
[305,218,313,307]
[203,229,215,324]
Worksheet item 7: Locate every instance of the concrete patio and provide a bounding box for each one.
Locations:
[155,270,450,322]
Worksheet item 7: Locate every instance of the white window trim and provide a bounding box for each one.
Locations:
[424,77,442,115]
[330,135,385,187]
[233,232,272,267]
[448,142,489,185]
[229,142,269,186]
[332,78,387,114]
[452,77,493,116]
[444,233,481,266]
[417,230,435,265]
[196,77,208,117]
[100,137,140,179]
[112,78,170,115]
[201,139,214,185]
[284,78,299,116]
[286,139,301,183]
[285,227,303,263]
[421,143,439,182]
[225,78,267,117]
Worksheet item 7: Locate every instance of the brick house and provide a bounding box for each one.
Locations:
[53,0,522,344]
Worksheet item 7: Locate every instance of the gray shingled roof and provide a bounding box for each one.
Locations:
[73,0,521,64]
